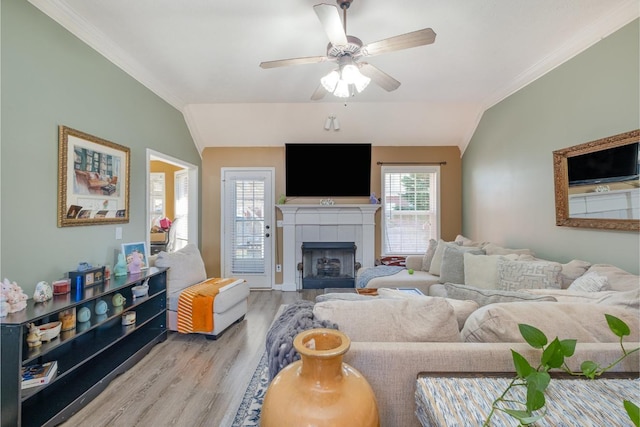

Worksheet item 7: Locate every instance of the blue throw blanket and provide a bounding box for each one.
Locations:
[356,265,404,288]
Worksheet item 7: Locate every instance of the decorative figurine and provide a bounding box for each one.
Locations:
[33,281,53,303]
[26,323,43,348]
[77,262,93,272]
[112,293,126,307]
[1,278,28,315]
[95,299,108,316]
[77,307,91,323]
[128,251,143,274]
[114,253,128,277]
[370,192,379,204]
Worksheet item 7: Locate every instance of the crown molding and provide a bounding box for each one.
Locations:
[28,0,186,111]
[482,1,640,111]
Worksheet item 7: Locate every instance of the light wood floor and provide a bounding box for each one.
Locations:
[63,289,321,427]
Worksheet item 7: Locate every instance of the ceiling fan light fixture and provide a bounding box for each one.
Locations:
[333,79,351,98]
[320,70,340,92]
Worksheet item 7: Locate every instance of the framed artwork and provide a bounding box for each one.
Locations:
[58,125,130,227]
[121,242,149,270]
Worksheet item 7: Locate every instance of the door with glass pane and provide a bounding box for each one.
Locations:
[221,168,274,289]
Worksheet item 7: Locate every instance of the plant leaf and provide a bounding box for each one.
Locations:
[526,382,547,412]
[541,338,565,368]
[580,360,600,379]
[519,324,547,348]
[512,350,533,378]
[624,400,640,427]
[606,314,630,338]
[502,408,546,425]
[559,339,577,357]
[526,371,551,393]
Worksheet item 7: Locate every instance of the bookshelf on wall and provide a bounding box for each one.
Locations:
[0,268,167,427]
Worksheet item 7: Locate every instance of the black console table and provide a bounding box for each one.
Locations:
[0,267,167,427]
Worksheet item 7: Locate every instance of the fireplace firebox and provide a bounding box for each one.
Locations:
[300,242,357,289]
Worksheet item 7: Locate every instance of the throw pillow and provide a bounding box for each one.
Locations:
[496,259,562,291]
[376,288,479,329]
[444,283,557,307]
[483,243,535,257]
[568,271,610,292]
[428,240,461,276]
[463,253,518,290]
[422,239,438,272]
[154,244,207,294]
[559,259,592,289]
[439,246,485,285]
[585,264,640,292]
[454,234,489,248]
[461,302,640,343]
[312,298,461,342]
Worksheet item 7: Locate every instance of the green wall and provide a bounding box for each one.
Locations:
[462,20,640,274]
[1,0,201,295]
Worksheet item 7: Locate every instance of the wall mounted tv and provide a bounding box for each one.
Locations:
[285,143,372,197]
[568,142,639,186]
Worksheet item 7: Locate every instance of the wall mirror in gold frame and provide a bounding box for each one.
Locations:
[58,125,130,227]
[553,129,639,231]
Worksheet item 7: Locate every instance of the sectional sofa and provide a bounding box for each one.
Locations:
[314,237,640,427]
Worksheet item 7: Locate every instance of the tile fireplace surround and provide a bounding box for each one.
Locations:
[277,204,381,291]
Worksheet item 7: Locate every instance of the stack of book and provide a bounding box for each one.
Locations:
[21,361,57,389]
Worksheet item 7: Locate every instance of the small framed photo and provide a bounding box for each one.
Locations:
[121,242,149,270]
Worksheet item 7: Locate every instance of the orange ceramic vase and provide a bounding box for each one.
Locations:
[261,328,379,427]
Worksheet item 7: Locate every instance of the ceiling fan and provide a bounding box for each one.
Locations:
[259,0,436,100]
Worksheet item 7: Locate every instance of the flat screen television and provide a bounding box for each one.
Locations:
[285,143,372,197]
[568,142,639,186]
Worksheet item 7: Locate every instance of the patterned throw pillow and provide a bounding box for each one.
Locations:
[496,259,562,291]
[568,271,610,292]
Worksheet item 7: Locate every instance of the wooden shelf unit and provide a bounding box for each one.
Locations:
[1,267,168,427]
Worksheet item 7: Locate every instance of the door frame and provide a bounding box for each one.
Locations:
[146,149,199,251]
[220,167,276,289]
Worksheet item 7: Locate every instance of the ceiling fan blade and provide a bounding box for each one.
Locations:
[359,63,401,92]
[313,3,348,47]
[361,28,436,57]
[311,84,328,100]
[260,56,328,69]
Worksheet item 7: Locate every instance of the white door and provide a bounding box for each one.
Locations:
[221,168,274,289]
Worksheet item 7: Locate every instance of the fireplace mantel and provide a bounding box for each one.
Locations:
[277,204,381,291]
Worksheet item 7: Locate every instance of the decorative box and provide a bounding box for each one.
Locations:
[52,279,71,295]
[68,266,105,288]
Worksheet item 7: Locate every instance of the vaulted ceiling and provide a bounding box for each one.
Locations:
[29,0,639,152]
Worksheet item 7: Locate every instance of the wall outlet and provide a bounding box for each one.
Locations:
[276,264,282,273]
[115,227,122,240]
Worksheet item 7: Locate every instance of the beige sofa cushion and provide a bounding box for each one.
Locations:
[560,259,592,289]
[313,298,461,343]
[586,264,639,292]
[154,244,207,294]
[463,253,520,289]
[522,288,640,310]
[461,302,640,343]
[376,288,479,329]
[483,242,535,256]
[497,259,562,290]
[444,283,557,307]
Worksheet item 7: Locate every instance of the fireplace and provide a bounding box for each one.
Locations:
[301,242,357,289]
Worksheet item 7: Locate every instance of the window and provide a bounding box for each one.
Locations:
[149,173,165,228]
[173,170,189,251]
[381,166,440,255]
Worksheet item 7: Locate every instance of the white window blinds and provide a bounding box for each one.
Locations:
[224,176,266,274]
[381,166,440,255]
